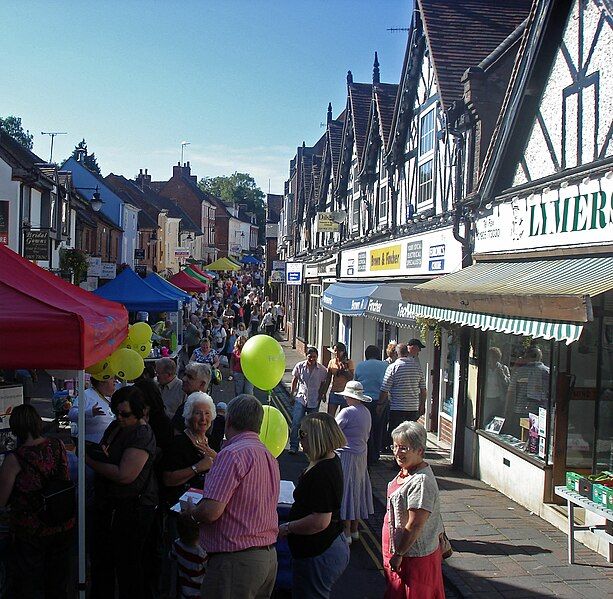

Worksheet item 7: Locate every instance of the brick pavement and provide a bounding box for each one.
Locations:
[277,338,613,599]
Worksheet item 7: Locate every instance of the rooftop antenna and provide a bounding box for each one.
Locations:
[41,131,67,163]
[387,27,410,32]
[180,141,190,164]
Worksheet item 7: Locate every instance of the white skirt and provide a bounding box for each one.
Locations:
[338,450,374,521]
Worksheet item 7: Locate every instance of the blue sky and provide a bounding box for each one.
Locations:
[1,1,409,193]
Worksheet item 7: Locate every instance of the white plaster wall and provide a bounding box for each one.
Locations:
[0,159,20,251]
[514,0,613,185]
[476,434,547,515]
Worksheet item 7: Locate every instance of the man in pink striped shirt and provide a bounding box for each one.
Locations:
[188,394,280,598]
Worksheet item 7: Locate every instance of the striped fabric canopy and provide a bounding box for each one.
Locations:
[405,303,583,345]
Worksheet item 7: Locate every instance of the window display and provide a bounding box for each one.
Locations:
[480,332,553,462]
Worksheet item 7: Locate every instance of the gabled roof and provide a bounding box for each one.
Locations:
[375,84,399,150]
[329,113,346,181]
[348,83,374,168]
[419,0,532,110]
[0,133,55,188]
[475,0,573,200]
[104,174,158,230]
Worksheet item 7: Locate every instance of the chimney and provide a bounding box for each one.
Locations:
[347,70,353,85]
[136,168,152,189]
[173,162,183,177]
[327,102,332,124]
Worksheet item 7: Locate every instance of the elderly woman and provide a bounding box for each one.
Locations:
[278,412,350,598]
[190,336,220,369]
[336,381,374,543]
[161,391,217,506]
[383,421,445,599]
[0,404,75,598]
[87,386,158,599]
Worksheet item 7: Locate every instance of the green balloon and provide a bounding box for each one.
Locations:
[259,405,288,458]
[130,322,152,346]
[241,335,286,391]
[109,348,144,381]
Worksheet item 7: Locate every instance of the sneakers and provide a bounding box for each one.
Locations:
[351,532,360,541]
[344,533,352,545]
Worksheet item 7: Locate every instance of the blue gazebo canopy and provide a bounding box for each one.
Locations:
[94,267,181,312]
[145,272,193,303]
[241,255,261,265]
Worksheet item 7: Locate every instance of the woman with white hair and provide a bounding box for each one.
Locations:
[383,420,445,599]
[160,391,217,506]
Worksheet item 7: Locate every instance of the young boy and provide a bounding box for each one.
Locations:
[170,513,207,598]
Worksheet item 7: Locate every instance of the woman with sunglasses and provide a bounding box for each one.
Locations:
[383,421,445,599]
[86,386,158,599]
[278,412,350,598]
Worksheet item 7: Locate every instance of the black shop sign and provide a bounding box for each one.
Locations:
[24,230,50,261]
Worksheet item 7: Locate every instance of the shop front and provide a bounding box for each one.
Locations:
[331,227,464,445]
[403,173,613,554]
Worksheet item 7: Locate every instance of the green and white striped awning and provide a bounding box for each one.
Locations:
[402,256,613,345]
[404,303,583,345]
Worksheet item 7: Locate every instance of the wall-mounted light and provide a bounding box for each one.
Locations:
[75,185,104,212]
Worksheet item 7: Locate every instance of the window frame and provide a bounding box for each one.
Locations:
[417,107,436,207]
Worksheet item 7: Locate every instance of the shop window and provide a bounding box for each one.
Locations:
[441,331,459,417]
[480,332,553,462]
[297,289,308,340]
[596,316,613,471]
[308,285,321,347]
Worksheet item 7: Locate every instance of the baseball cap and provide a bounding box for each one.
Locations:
[408,338,426,349]
[216,402,227,412]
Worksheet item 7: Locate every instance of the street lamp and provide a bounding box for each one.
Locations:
[74,185,104,212]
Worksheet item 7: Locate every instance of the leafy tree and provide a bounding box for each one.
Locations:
[72,139,101,175]
[0,115,34,149]
[199,172,265,241]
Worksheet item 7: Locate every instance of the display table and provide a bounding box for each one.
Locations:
[144,345,183,363]
[554,486,613,564]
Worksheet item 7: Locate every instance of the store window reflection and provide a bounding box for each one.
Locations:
[480,332,553,462]
[441,331,458,417]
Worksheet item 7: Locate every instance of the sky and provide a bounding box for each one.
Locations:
[1,1,409,194]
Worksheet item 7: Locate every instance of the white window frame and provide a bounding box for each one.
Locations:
[378,185,388,222]
[417,107,436,207]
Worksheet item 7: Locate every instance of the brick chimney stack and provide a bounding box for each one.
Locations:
[136,168,152,189]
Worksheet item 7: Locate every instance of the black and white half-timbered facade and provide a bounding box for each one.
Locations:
[399,0,613,557]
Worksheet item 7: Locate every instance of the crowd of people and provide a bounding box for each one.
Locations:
[0,268,449,599]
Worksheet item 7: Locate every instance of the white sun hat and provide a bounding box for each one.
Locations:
[337,380,372,403]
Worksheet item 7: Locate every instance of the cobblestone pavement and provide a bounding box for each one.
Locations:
[276,338,613,599]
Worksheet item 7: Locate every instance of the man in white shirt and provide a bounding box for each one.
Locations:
[155,357,185,420]
[288,347,328,454]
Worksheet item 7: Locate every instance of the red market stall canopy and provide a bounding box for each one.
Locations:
[188,264,214,279]
[168,270,210,293]
[0,244,128,369]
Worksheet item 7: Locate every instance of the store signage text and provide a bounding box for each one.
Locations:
[367,299,383,313]
[370,245,401,270]
[474,176,613,253]
[397,303,416,319]
[406,241,422,268]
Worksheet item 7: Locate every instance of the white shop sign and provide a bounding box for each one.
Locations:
[100,262,117,279]
[340,227,462,278]
[286,262,303,286]
[474,175,613,254]
[87,256,102,277]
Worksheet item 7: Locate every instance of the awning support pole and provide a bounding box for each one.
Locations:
[77,369,86,598]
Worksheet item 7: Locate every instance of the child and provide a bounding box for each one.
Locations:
[170,513,207,598]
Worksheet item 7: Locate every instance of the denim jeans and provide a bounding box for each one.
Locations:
[292,533,350,599]
[234,372,254,396]
[289,401,318,451]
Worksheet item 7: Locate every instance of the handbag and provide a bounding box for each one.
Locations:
[439,530,453,559]
[39,478,76,526]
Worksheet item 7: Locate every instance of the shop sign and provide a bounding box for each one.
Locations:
[134,248,145,260]
[474,175,613,254]
[316,212,340,233]
[272,260,285,271]
[370,244,401,271]
[0,201,8,245]
[87,257,102,277]
[286,262,303,285]
[135,264,147,277]
[174,247,190,257]
[341,227,462,278]
[317,258,336,276]
[100,262,117,279]
[304,263,319,278]
[269,270,285,283]
[23,230,49,261]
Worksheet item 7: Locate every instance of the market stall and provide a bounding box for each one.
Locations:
[168,270,210,293]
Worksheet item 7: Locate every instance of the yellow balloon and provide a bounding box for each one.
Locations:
[130,322,152,345]
[109,348,144,381]
[119,336,133,350]
[259,405,288,458]
[241,335,286,391]
[86,356,110,376]
[90,360,115,381]
[135,341,152,358]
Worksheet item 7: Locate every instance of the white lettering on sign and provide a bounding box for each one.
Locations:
[368,299,383,313]
[397,303,416,319]
[322,295,333,305]
[429,244,445,258]
[351,299,364,311]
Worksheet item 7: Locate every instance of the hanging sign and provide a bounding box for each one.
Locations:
[316,213,340,233]
[134,248,145,260]
[286,262,303,285]
[23,230,50,261]
[87,257,102,277]
[100,262,117,279]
